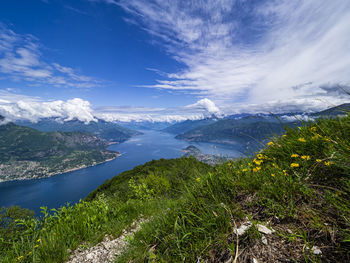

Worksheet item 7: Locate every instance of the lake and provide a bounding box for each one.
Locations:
[0,130,242,215]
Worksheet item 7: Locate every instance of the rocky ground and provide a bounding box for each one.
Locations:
[66,219,146,263]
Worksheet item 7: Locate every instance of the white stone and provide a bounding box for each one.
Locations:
[253,258,259,263]
[257,224,275,235]
[261,235,268,245]
[312,246,322,255]
[234,221,252,236]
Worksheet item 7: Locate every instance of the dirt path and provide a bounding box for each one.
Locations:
[66,219,145,263]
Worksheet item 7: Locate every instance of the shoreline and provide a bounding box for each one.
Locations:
[0,153,121,184]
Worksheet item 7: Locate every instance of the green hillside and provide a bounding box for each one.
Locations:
[1,115,349,262]
[0,122,119,182]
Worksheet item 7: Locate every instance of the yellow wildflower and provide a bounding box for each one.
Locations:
[301,155,310,160]
[310,126,317,132]
[242,168,248,172]
[16,256,24,261]
[271,173,275,177]
[257,154,264,160]
[34,245,39,248]
[324,161,331,166]
[227,162,231,166]
[316,159,322,163]
[253,159,263,165]
[291,154,299,158]
[37,238,41,242]
[196,177,201,181]
[312,134,322,140]
[290,163,299,168]
[27,251,32,256]
[253,167,261,172]
[298,138,306,143]
[282,134,287,137]
[272,163,279,168]
[283,170,288,176]
[324,137,331,142]
[267,141,274,146]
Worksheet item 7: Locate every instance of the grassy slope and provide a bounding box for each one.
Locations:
[1,116,350,262]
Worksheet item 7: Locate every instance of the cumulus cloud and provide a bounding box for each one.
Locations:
[185,98,220,115]
[95,98,221,122]
[0,91,220,123]
[0,24,101,89]
[0,90,96,123]
[113,0,350,112]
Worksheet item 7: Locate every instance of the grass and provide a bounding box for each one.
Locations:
[1,115,350,262]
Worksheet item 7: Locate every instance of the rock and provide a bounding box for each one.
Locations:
[234,221,252,236]
[257,224,275,235]
[312,246,322,255]
[253,258,259,263]
[261,235,268,245]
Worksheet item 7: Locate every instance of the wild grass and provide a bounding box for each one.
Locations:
[1,115,349,262]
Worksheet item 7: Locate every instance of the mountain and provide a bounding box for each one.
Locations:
[117,121,173,131]
[0,122,119,182]
[16,118,141,143]
[171,103,350,150]
[311,103,350,117]
[175,116,294,151]
[162,117,218,134]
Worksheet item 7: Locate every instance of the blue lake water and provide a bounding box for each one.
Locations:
[0,130,243,215]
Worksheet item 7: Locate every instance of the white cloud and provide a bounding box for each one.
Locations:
[0,91,220,123]
[0,90,96,123]
[94,98,221,122]
[185,98,220,115]
[114,0,350,111]
[0,24,101,89]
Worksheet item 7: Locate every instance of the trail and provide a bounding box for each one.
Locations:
[66,219,145,263]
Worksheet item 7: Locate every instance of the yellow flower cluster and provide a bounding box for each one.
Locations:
[267,141,274,146]
[253,167,261,172]
[253,159,263,166]
[298,138,307,143]
[291,154,299,158]
[290,163,299,168]
[301,155,310,160]
[310,126,317,132]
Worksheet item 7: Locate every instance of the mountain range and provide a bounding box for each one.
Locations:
[0,119,120,182]
[164,103,350,151]
[16,118,141,143]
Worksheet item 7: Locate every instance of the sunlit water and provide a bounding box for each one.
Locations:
[0,130,242,214]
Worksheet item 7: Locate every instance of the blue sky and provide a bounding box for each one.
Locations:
[0,0,350,122]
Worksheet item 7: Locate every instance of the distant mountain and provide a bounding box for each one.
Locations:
[311,103,350,117]
[16,118,141,143]
[117,121,173,131]
[162,117,218,134]
[173,103,350,151]
[0,122,119,182]
[175,117,294,151]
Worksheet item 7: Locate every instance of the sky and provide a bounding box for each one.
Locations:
[0,0,350,123]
